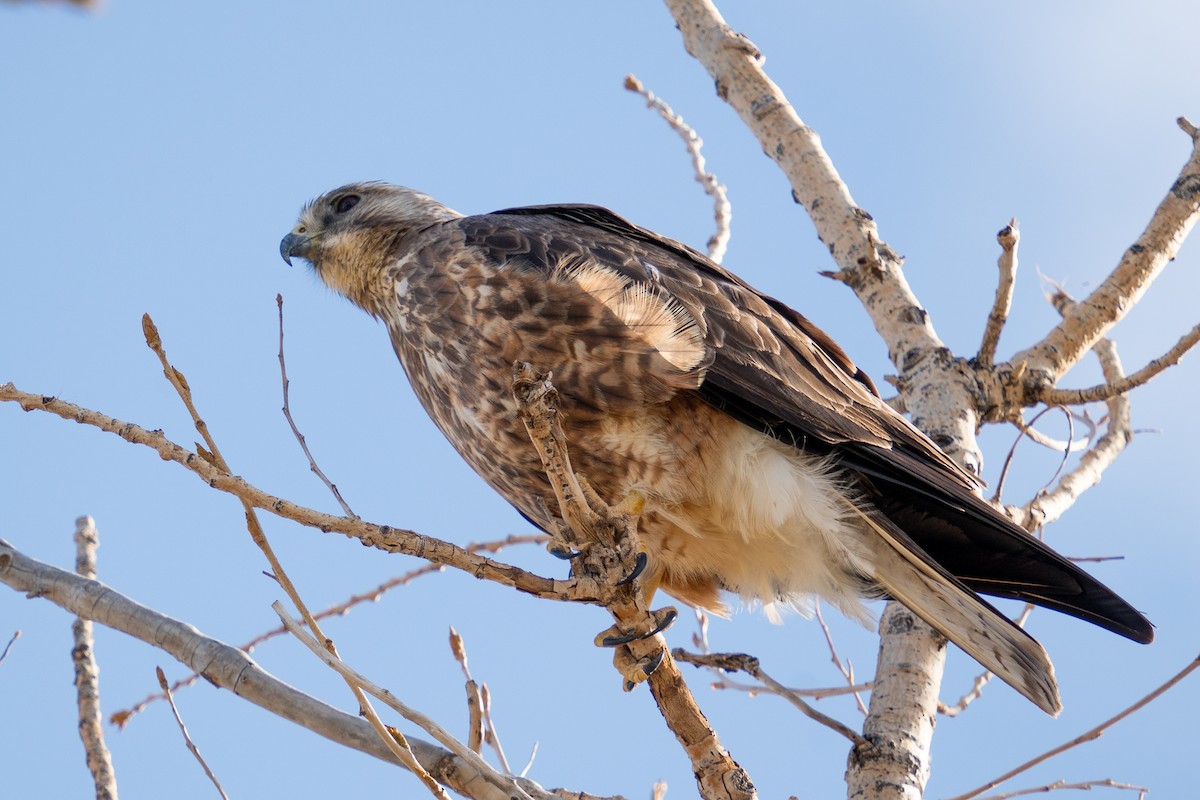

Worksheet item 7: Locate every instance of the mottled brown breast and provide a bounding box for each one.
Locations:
[380,220,711,532]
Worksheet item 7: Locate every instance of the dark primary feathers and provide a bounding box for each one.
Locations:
[283,183,1152,715]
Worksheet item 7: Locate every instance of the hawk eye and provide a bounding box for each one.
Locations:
[333,194,361,214]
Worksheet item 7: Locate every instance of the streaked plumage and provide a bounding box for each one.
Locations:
[282,182,1152,715]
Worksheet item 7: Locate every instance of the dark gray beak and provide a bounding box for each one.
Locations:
[280,230,312,266]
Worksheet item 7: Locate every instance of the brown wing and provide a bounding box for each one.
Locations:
[481,203,1153,645]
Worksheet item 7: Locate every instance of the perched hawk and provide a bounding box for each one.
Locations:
[282,182,1151,714]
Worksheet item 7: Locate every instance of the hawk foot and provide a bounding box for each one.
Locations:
[613,646,666,692]
[594,606,678,648]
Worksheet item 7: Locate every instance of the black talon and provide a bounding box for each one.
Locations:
[622,649,667,691]
[639,648,666,678]
[548,544,581,560]
[600,606,679,647]
[615,550,648,586]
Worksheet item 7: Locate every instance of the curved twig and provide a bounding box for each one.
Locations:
[624,73,732,263]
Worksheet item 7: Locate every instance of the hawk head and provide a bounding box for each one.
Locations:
[280,182,462,314]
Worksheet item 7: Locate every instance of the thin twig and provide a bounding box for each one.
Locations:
[946,653,1200,800]
[273,603,530,800]
[625,73,731,263]
[1019,407,1099,454]
[156,666,229,800]
[991,406,1072,504]
[113,533,545,727]
[1040,321,1200,405]
[518,741,539,779]
[277,294,357,517]
[450,627,512,772]
[480,683,512,775]
[814,603,867,714]
[72,516,118,800]
[142,315,449,799]
[0,382,587,606]
[0,541,567,800]
[673,650,868,747]
[978,219,1020,366]
[449,626,486,755]
[975,777,1148,800]
[0,630,19,666]
[710,674,873,701]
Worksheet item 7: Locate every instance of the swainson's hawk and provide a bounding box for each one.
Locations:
[282,182,1152,714]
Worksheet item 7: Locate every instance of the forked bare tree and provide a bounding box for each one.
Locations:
[3,2,1198,799]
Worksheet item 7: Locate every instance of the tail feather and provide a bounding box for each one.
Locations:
[848,502,1063,715]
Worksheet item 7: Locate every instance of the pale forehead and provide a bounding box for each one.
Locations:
[298,183,448,222]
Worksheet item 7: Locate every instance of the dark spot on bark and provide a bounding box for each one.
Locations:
[1171,173,1200,201]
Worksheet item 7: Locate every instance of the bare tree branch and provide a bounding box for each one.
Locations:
[450,626,487,755]
[815,603,868,714]
[661,4,959,796]
[0,382,588,606]
[146,316,455,799]
[113,534,544,727]
[978,219,1020,367]
[673,650,868,747]
[1039,321,1200,405]
[946,653,1200,800]
[273,603,531,800]
[1011,117,1200,391]
[156,666,229,800]
[624,73,732,262]
[0,540,582,800]
[72,516,118,800]
[277,294,357,517]
[1006,293,1134,531]
[975,778,1148,800]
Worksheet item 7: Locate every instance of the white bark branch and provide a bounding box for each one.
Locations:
[978,219,1020,367]
[0,540,580,800]
[1011,117,1200,392]
[72,516,118,800]
[1006,292,1134,531]
[662,4,960,796]
[1039,321,1200,405]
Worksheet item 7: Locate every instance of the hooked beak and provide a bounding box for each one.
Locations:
[280,229,313,266]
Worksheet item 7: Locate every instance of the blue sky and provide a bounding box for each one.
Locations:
[2,2,1198,798]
